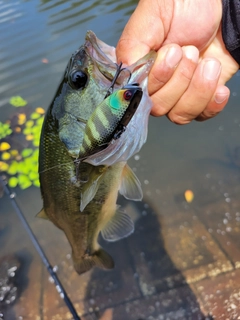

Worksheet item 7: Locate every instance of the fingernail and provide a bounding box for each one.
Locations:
[165,46,182,68]
[203,59,221,80]
[182,46,199,63]
[214,92,228,104]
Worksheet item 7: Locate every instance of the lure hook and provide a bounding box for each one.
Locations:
[104,62,132,99]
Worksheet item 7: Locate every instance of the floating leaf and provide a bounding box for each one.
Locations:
[1,152,11,160]
[184,190,194,203]
[23,127,32,135]
[32,150,39,162]
[10,150,19,157]
[9,96,27,107]
[33,139,40,147]
[26,134,34,141]
[33,179,40,187]
[18,174,28,184]
[25,120,34,128]
[17,162,31,175]
[36,107,45,114]
[0,161,9,171]
[0,122,12,139]
[36,117,44,126]
[30,112,41,120]
[18,113,26,125]
[8,177,18,188]
[14,127,21,133]
[19,179,32,190]
[7,161,18,175]
[29,171,39,181]
[21,148,33,158]
[0,142,11,151]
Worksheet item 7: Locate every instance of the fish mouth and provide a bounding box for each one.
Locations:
[84,30,156,89]
[84,31,131,87]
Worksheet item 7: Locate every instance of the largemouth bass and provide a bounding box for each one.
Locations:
[39,31,156,275]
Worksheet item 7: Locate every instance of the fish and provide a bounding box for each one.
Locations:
[38,31,156,275]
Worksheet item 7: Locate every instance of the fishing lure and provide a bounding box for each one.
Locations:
[78,83,143,161]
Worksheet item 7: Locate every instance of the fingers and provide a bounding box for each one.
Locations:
[150,45,228,123]
[196,85,230,121]
[150,45,200,117]
[116,0,170,64]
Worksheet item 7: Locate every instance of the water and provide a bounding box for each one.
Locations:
[1,0,240,319]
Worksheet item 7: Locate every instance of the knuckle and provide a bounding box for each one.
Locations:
[151,96,173,116]
[167,112,191,125]
[178,65,193,82]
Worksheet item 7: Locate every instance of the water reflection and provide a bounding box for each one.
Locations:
[38,0,138,33]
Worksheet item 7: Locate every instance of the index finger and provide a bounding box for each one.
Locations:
[116,0,166,65]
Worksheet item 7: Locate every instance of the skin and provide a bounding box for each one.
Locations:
[116,0,239,124]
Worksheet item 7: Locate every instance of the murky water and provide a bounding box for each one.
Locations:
[1,0,240,319]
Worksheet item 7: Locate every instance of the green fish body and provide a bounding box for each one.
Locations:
[39,31,156,274]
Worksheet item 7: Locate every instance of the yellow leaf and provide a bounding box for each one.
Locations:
[0,142,11,151]
[15,127,21,133]
[0,161,9,171]
[184,190,194,203]
[1,152,11,160]
[18,113,26,125]
[10,150,19,157]
[26,134,34,141]
[35,107,45,114]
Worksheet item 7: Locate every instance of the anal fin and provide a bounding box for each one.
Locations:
[101,206,134,242]
[36,208,49,220]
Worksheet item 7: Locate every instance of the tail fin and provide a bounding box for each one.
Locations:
[73,249,114,275]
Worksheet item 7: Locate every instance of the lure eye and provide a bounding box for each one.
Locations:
[70,70,88,90]
[123,90,132,101]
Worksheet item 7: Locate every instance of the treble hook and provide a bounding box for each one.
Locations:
[104,62,132,99]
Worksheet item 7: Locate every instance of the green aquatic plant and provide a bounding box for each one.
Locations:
[9,96,28,107]
[0,98,45,190]
[0,122,12,139]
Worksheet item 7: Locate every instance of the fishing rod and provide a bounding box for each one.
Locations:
[0,175,81,320]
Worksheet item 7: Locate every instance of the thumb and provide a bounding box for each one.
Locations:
[116,0,165,65]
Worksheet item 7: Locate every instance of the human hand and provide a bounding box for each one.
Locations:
[116,0,239,124]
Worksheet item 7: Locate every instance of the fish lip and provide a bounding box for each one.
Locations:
[85,30,115,65]
[83,31,157,90]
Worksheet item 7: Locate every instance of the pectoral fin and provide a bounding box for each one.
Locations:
[36,208,49,220]
[119,164,143,201]
[101,206,134,242]
[80,166,107,212]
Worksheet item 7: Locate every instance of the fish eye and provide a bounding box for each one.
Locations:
[123,90,132,101]
[70,70,88,90]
